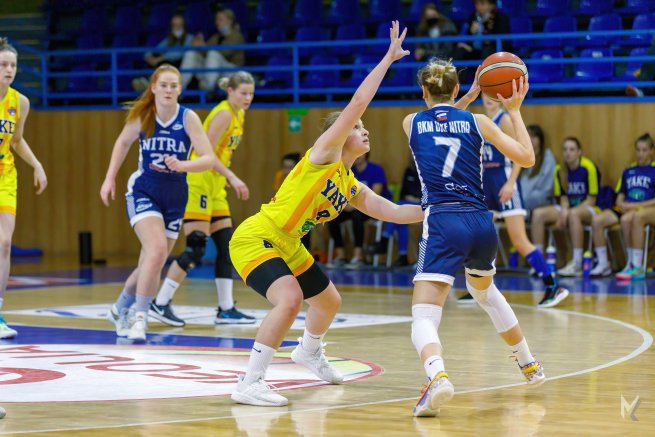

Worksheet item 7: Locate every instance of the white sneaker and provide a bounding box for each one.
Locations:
[557,260,582,277]
[231,374,289,407]
[106,304,130,337]
[127,312,147,341]
[0,315,17,339]
[290,338,344,384]
[413,372,455,417]
[590,264,612,277]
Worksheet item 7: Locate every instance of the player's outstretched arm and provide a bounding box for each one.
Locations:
[310,20,409,165]
[350,185,423,224]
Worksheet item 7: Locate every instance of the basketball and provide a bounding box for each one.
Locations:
[478,52,528,101]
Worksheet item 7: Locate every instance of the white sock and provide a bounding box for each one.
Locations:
[243,342,276,385]
[633,249,644,269]
[423,355,445,381]
[595,246,608,267]
[573,248,583,265]
[301,329,324,353]
[216,278,234,310]
[626,248,635,268]
[510,338,534,367]
[156,278,180,306]
[535,244,544,254]
[0,297,4,310]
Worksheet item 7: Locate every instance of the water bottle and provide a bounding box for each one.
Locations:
[509,247,519,268]
[583,250,593,278]
[546,245,557,274]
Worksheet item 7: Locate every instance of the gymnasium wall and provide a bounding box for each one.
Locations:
[15,102,655,257]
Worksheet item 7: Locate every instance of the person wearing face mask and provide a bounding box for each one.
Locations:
[179,8,245,91]
[414,3,457,62]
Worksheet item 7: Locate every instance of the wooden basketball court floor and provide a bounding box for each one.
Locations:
[1,258,653,436]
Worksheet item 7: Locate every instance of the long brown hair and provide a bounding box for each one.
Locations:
[126,64,181,138]
[417,3,440,36]
[558,136,582,194]
[526,124,546,178]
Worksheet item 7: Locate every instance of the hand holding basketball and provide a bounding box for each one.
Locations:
[478,52,528,101]
[497,75,529,113]
[385,20,410,62]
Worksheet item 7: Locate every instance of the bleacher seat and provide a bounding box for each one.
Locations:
[263,55,293,88]
[333,24,367,56]
[450,0,475,23]
[73,34,104,70]
[295,27,330,57]
[621,47,648,80]
[368,21,398,55]
[184,1,213,36]
[530,0,570,18]
[367,0,402,24]
[327,0,360,25]
[576,0,613,16]
[572,48,614,81]
[621,13,655,47]
[529,50,564,83]
[343,55,378,87]
[537,15,577,49]
[302,55,340,88]
[291,0,323,26]
[510,16,533,53]
[145,2,178,34]
[499,0,526,17]
[253,0,290,30]
[80,7,109,36]
[112,6,141,35]
[382,56,413,87]
[618,0,655,14]
[254,28,287,58]
[580,13,622,48]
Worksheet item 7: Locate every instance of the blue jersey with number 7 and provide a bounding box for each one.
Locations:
[408,104,487,212]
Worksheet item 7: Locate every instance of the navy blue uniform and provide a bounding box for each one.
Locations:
[616,162,655,202]
[482,111,525,217]
[126,105,193,239]
[408,104,497,284]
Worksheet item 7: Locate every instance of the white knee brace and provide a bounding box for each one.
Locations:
[411,304,442,356]
[466,281,518,333]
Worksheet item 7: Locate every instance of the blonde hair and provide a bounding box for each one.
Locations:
[0,37,17,55]
[126,64,181,138]
[218,70,255,91]
[418,58,459,102]
[321,111,341,133]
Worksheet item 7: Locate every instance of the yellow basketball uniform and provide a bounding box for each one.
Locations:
[230,149,361,284]
[0,87,20,215]
[185,100,244,221]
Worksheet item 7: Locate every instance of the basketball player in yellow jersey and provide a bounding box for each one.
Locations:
[229,21,422,407]
[0,38,48,339]
[150,71,254,327]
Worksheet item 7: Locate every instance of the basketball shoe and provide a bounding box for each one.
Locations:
[231,373,288,407]
[291,338,344,384]
[215,305,256,325]
[149,301,185,327]
[413,371,454,417]
[127,312,147,341]
[0,315,17,339]
[537,286,569,308]
[518,360,546,386]
[106,304,130,337]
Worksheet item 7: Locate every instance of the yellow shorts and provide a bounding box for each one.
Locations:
[184,170,229,221]
[0,166,17,215]
[230,213,314,285]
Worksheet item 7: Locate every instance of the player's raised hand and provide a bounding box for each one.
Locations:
[386,20,410,62]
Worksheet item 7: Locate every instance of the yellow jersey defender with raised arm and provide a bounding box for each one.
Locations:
[0,86,20,215]
[184,100,244,221]
[230,148,360,297]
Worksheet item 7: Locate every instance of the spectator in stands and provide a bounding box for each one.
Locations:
[370,156,421,266]
[328,153,391,268]
[455,0,510,63]
[180,8,245,91]
[626,37,655,97]
[530,137,601,277]
[414,3,458,62]
[590,133,655,279]
[133,14,193,91]
[520,124,556,213]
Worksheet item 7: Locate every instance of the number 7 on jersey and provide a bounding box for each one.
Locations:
[433,137,461,177]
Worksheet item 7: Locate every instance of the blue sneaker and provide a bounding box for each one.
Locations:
[413,371,454,417]
[215,306,256,325]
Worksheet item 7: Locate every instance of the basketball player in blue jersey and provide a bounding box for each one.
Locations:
[454,92,569,308]
[101,65,220,341]
[405,60,545,417]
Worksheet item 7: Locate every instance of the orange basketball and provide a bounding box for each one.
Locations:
[478,52,528,101]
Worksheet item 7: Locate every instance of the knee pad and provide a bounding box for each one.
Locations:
[212,227,233,278]
[177,231,207,272]
[466,281,518,333]
[411,304,442,356]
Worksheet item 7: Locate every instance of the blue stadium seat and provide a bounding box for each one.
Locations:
[621,13,655,47]
[146,2,178,34]
[499,0,526,17]
[74,34,104,69]
[255,28,287,57]
[291,0,323,26]
[530,0,570,18]
[295,27,330,57]
[580,14,622,48]
[407,0,443,24]
[80,7,109,36]
[302,55,340,88]
[576,0,613,16]
[333,24,367,56]
[618,0,655,14]
[263,55,293,88]
[528,50,564,83]
[253,0,290,30]
[510,16,533,52]
[327,0,361,25]
[368,0,402,24]
[622,47,648,80]
[382,57,413,87]
[536,15,577,49]
[67,66,99,93]
[145,32,168,48]
[112,33,140,69]
[113,6,141,35]
[450,0,475,22]
[184,1,213,36]
[368,21,400,55]
[343,55,378,87]
[572,48,614,81]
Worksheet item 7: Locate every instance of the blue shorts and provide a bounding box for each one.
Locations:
[414,207,497,285]
[483,168,526,218]
[125,172,188,240]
